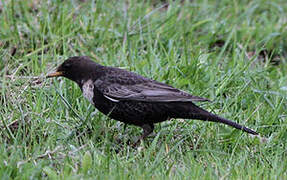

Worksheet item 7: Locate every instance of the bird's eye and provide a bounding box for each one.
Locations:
[63,63,71,68]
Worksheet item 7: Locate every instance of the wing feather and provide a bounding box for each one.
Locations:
[95,79,210,102]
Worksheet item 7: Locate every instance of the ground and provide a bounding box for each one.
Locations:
[0,0,287,179]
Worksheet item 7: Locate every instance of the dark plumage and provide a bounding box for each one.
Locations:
[47,56,258,143]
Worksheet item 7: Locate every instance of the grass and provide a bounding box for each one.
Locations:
[1,0,287,179]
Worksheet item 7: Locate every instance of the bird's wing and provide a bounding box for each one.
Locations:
[96,80,210,102]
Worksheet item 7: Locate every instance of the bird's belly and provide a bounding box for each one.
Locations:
[95,100,170,125]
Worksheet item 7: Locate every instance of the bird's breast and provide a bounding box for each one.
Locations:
[82,79,95,105]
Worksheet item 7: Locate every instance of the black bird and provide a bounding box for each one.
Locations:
[47,56,258,143]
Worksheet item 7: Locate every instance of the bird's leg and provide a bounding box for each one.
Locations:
[134,124,154,146]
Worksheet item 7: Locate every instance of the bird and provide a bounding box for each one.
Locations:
[47,56,258,143]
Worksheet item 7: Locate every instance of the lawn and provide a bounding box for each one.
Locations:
[1,0,287,179]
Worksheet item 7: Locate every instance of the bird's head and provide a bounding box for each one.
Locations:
[47,56,99,84]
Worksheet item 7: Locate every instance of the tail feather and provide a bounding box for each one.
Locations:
[179,103,258,135]
[203,113,258,135]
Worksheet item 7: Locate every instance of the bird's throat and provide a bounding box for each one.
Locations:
[82,79,95,105]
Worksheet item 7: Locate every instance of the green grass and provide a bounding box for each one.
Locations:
[1,0,287,179]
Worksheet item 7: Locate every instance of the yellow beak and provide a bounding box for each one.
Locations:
[46,71,63,78]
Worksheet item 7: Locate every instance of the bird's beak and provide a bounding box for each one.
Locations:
[46,71,63,78]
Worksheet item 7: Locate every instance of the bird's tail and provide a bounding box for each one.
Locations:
[176,103,258,135]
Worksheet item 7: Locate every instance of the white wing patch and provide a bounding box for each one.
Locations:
[82,79,95,105]
[104,95,120,102]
